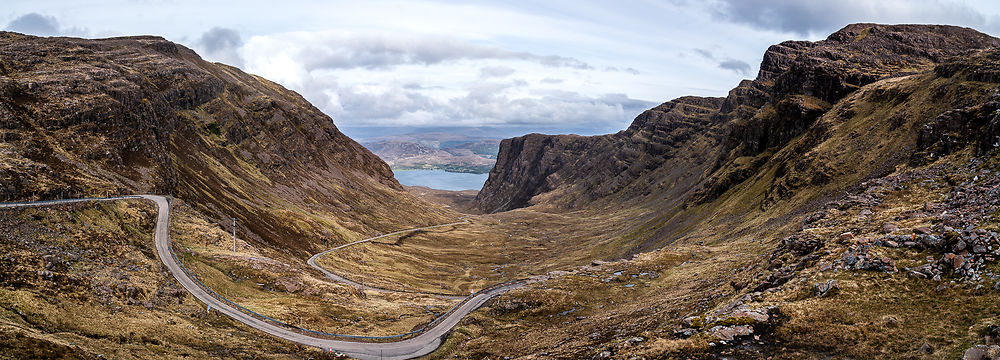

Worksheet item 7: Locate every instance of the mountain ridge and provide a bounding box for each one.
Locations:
[475,23,1000,214]
[0,31,450,255]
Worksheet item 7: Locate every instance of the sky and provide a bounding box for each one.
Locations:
[6,0,1000,139]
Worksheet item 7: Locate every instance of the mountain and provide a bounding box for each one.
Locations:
[361,133,500,174]
[0,32,451,255]
[437,23,1000,359]
[476,24,1000,214]
[0,32,459,359]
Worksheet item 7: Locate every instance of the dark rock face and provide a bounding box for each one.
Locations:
[476,24,1000,213]
[913,52,1000,163]
[0,32,441,253]
[475,96,724,212]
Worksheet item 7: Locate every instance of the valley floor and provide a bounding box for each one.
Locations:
[2,154,999,360]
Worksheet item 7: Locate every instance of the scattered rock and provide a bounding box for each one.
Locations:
[915,227,933,235]
[813,279,839,297]
[919,342,934,354]
[944,253,966,269]
[682,316,701,328]
[707,325,753,341]
[274,277,305,293]
[882,223,900,234]
[884,315,899,328]
[986,325,1000,345]
[673,328,698,338]
[839,232,854,241]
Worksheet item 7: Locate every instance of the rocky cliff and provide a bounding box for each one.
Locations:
[475,24,1000,213]
[0,32,449,253]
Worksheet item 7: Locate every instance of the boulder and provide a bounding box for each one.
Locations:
[962,344,1000,360]
[274,277,305,293]
[814,279,839,297]
[707,325,753,341]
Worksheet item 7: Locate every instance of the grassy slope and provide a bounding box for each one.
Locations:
[0,200,331,359]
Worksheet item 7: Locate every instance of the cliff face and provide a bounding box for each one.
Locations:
[0,32,448,253]
[475,24,1000,213]
[475,96,724,212]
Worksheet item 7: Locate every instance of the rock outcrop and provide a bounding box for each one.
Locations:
[476,96,724,212]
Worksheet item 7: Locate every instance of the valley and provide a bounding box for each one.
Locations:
[2,22,1000,360]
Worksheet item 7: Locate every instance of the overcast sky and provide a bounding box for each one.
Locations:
[6,1,1000,138]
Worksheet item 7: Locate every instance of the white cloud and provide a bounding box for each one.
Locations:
[240,30,655,130]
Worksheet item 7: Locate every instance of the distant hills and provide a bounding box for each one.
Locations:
[360,133,500,174]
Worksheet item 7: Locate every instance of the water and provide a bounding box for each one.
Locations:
[393,169,489,191]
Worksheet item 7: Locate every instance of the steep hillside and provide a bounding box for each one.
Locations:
[0,32,451,255]
[432,25,1000,359]
[476,24,1000,214]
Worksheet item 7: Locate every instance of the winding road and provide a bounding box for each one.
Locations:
[1,195,532,359]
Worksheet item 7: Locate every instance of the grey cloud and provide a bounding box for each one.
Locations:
[710,0,994,36]
[6,13,87,37]
[479,66,516,78]
[718,59,751,76]
[6,13,59,35]
[540,78,564,84]
[197,27,244,67]
[337,86,434,121]
[693,48,714,59]
[603,66,641,75]
[288,33,594,71]
[694,48,751,76]
[199,27,241,53]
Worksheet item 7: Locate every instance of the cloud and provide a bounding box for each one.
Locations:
[718,59,751,76]
[6,13,59,35]
[5,13,87,37]
[240,30,658,132]
[603,66,641,75]
[307,79,656,129]
[196,27,244,67]
[479,66,516,78]
[693,48,714,59]
[244,31,595,72]
[709,0,996,36]
[691,47,752,76]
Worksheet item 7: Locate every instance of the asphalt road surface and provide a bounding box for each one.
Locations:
[1,196,529,359]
